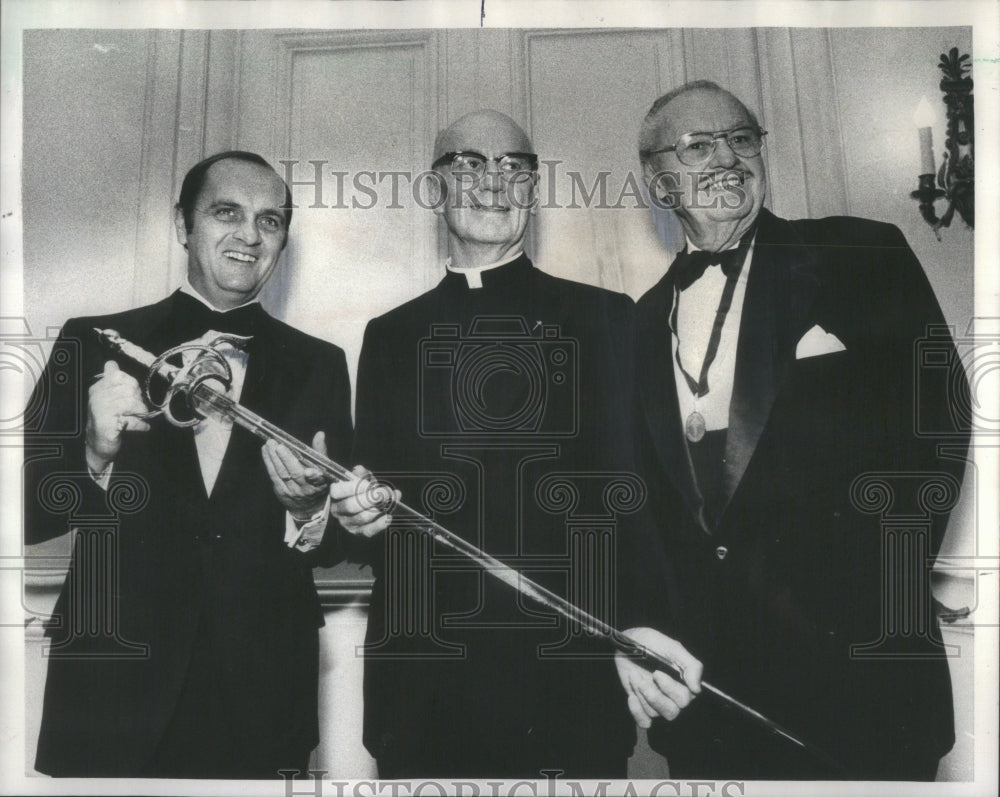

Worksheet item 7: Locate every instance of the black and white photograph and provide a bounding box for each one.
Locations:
[1,1,997,795]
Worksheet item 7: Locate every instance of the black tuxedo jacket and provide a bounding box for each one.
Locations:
[628,209,969,779]
[349,256,639,778]
[23,291,353,777]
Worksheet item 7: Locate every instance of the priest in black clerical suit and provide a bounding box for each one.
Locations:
[329,111,637,778]
[614,81,970,780]
[24,152,353,778]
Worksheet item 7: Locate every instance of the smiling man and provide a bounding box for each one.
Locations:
[325,110,638,778]
[614,81,969,780]
[24,151,353,778]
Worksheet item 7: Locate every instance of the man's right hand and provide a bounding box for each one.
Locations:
[85,360,151,474]
[329,464,399,538]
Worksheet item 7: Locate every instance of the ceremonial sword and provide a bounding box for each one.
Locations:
[95,327,845,775]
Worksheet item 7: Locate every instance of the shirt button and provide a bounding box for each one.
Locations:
[715,546,728,560]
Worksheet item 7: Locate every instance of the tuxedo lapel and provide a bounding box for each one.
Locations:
[637,271,706,529]
[722,210,822,505]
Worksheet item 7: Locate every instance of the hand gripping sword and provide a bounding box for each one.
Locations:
[95,327,845,775]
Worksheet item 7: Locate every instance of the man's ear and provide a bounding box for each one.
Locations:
[528,194,539,216]
[641,160,657,194]
[426,171,446,217]
[173,206,189,249]
[642,160,680,210]
[529,174,540,216]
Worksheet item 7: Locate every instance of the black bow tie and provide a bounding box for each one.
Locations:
[171,291,266,340]
[670,246,746,291]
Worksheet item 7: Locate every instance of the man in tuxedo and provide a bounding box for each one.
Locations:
[328,110,637,778]
[24,151,353,777]
[614,81,970,780]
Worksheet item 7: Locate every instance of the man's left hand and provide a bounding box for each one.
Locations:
[615,627,702,728]
[262,431,330,521]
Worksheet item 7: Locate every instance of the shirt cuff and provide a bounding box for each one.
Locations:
[283,494,332,551]
[88,462,113,491]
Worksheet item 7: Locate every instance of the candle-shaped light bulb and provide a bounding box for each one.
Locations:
[914,97,936,175]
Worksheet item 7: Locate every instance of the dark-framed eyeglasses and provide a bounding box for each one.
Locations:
[642,127,767,166]
[432,150,539,182]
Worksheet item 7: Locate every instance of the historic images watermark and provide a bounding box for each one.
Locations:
[356,314,645,661]
[0,318,80,439]
[914,321,998,439]
[278,159,749,213]
[281,772,748,797]
[6,318,150,659]
[844,320,997,657]
[913,320,1000,633]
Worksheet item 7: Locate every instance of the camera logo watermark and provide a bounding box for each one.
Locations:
[362,315,644,659]
[5,317,150,658]
[914,320,998,438]
[419,317,577,437]
[0,317,80,437]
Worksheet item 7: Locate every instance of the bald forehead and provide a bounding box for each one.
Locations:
[649,88,755,142]
[434,110,533,160]
[202,158,285,203]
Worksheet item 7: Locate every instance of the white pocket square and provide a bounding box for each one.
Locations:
[796,325,846,359]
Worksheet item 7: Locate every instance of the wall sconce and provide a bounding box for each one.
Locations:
[911,48,974,240]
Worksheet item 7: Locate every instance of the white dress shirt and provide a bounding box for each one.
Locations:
[178,281,253,495]
[671,238,755,433]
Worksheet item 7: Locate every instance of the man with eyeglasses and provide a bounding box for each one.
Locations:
[327,110,638,777]
[613,81,968,779]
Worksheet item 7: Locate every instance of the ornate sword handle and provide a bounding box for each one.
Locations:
[96,328,236,428]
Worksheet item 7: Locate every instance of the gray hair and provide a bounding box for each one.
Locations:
[638,80,762,163]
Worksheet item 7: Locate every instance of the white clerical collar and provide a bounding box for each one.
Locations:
[445,250,524,289]
[180,278,262,313]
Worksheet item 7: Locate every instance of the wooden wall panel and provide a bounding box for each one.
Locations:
[203,30,241,157]
[234,31,441,386]
[443,28,518,124]
[755,28,811,218]
[789,28,850,219]
[130,31,185,308]
[523,29,682,298]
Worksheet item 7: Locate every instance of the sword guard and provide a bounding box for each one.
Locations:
[144,342,234,428]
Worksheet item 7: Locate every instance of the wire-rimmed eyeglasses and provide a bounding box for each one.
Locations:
[642,127,767,167]
[432,151,539,182]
